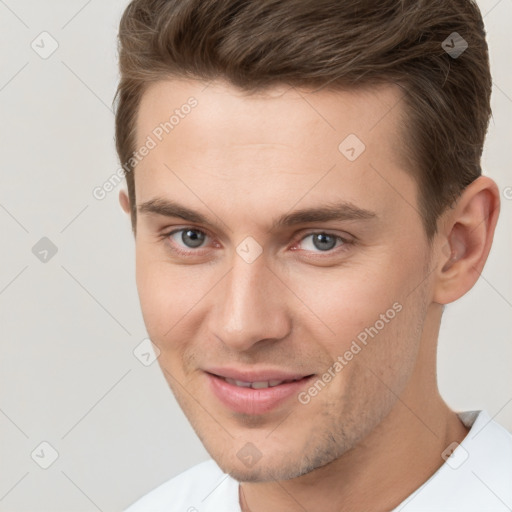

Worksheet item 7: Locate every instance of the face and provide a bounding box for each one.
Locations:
[130,78,436,482]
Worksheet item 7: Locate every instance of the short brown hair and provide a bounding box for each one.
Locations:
[114,0,492,239]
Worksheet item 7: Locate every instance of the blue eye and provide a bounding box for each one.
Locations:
[168,228,208,250]
[163,228,351,258]
[299,232,344,252]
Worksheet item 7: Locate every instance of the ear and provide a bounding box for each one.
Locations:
[119,189,131,214]
[433,176,500,305]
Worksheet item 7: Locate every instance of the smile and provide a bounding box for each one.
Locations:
[224,377,305,389]
[205,370,315,415]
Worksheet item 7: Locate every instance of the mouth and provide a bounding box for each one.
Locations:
[222,376,306,389]
[204,369,315,415]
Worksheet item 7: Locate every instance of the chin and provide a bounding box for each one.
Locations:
[208,445,333,483]
[219,461,302,483]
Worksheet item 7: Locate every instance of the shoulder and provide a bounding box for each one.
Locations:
[462,409,512,495]
[124,459,239,512]
[395,410,512,511]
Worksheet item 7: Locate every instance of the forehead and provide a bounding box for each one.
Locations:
[135,78,406,151]
[133,78,417,233]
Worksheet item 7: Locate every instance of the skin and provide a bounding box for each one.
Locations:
[119,78,499,512]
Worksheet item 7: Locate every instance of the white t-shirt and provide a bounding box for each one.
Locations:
[124,410,512,511]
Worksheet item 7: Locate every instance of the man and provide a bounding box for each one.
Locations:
[116,0,512,510]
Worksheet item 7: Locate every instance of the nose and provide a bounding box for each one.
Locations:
[209,250,292,352]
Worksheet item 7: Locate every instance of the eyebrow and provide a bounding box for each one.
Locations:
[138,197,377,231]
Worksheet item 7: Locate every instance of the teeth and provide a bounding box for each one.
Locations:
[224,378,252,387]
[224,378,297,388]
[234,380,252,387]
[251,381,271,389]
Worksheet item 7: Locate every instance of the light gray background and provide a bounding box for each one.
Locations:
[0,1,510,511]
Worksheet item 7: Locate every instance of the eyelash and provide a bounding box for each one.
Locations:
[160,227,353,258]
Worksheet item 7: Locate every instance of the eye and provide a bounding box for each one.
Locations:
[294,232,348,253]
[162,227,351,258]
[166,228,210,253]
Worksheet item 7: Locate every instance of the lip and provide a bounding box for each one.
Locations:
[205,366,311,383]
[204,367,315,415]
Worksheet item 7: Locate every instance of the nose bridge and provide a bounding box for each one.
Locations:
[212,250,290,351]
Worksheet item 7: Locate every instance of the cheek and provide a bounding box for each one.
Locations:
[292,243,426,354]
[135,261,200,382]
[135,246,186,338]
[134,246,217,346]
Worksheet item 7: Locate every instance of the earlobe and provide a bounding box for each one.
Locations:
[119,189,131,214]
[433,176,500,305]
